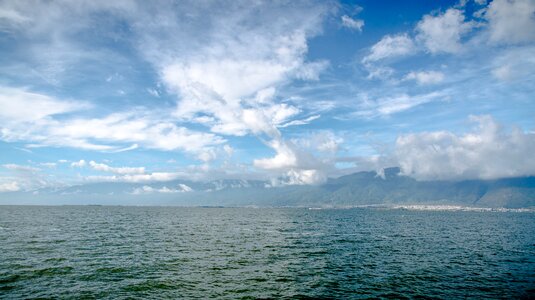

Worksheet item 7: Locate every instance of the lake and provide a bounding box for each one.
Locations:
[0,206,534,299]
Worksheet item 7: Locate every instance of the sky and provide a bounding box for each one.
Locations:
[1,0,535,193]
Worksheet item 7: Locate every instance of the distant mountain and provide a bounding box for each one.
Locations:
[3,167,535,208]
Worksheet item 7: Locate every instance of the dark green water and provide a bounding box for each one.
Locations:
[0,206,534,299]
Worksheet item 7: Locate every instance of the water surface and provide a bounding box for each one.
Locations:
[0,206,534,299]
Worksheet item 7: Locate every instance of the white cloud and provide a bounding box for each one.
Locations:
[107,144,139,153]
[154,2,329,140]
[416,8,473,54]
[485,0,535,45]
[49,112,225,153]
[0,86,88,122]
[253,134,335,185]
[254,139,298,170]
[163,59,293,104]
[197,150,217,163]
[491,46,535,81]
[280,115,321,128]
[89,161,145,175]
[341,15,364,32]
[355,91,447,118]
[0,90,225,157]
[71,160,86,168]
[131,183,193,195]
[404,70,445,85]
[147,88,160,97]
[223,145,234,157]
[294,60,330,81]
[0,2,336,183]
[178,183,193,192]
[0,6,30,25]
[492,64,515,81]
[396,115,535,180]
[284,169,327,185]
[0,1,136,85]
[163,46,320,138]
[1,163,59,191]
[361,34,416,80]
[86,172,187,183]
[0,181,20,192]
[332,154,398,179]
[364,65,395,80]
[292,131,343,154]
[362,34,416,62]
[3,164,39,172]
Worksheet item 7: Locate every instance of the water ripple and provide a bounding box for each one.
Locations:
[0,206,534,299]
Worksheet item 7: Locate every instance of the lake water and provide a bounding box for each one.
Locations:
[0,206,534,299]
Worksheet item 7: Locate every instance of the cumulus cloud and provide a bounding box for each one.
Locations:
[151,2,329,141]
[396,115,535,180]
[71,160,87,168]
[252,141,313,183]
[254,139,298,170]
[163,47,319,138]
[485,0,535,45]
[404,70,445,85]
[416,8,473,54]
[361,1,534,85]
[341,15,364,32]
[252,133,337,185]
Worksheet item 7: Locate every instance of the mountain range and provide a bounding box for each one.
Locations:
[3,168,535,208]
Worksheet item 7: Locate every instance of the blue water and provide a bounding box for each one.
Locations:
[0,206,534,299]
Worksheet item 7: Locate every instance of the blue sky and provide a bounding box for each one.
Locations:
[1,0,535,193]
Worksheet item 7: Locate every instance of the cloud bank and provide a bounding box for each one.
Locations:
[396,115,535,181]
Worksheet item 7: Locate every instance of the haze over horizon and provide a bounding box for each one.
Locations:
[1,0,535,198]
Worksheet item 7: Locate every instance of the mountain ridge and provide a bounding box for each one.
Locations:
[2,167,534,208]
